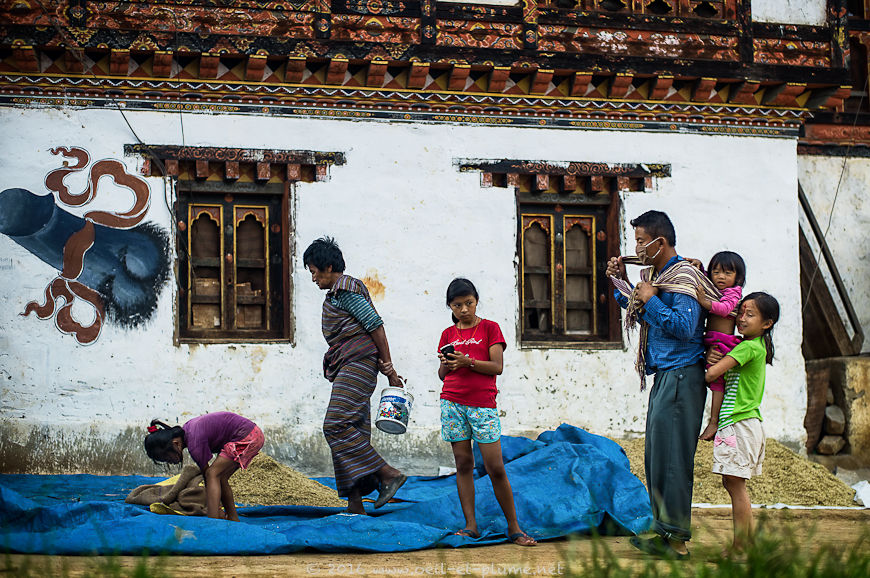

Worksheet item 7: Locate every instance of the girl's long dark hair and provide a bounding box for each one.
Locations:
[742,291,780,365]
[143,419,184,463]
[446,278,479,323]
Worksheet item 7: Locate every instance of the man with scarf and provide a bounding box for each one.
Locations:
[606,210,707,559]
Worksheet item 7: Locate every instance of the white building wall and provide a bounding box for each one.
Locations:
[752,0,827,26]
[0,106,807,474]
[798,156,870,355]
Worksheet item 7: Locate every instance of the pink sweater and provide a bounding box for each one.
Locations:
[710,286,742,318]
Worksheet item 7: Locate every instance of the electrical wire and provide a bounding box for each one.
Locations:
[31,0,194,289]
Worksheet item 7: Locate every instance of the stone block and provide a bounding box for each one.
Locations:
[833,357,870,465]
[807,356,870,466]
[817,435,846,455]
[827,387,835,405]
[825,404,846,435]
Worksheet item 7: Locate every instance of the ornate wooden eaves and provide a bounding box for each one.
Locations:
[798,16,870,155]
[457,158,670,198]
[124,145,346,183]
[0,0,852,120]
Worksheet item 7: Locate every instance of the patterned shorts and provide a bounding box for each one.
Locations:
[440,399,501,444]
[219,425,265,470]
[712,418,765,479]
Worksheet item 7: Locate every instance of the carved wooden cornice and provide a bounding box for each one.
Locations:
[0,0,853,118]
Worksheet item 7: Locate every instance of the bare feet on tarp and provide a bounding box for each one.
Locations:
[346,488,367,515]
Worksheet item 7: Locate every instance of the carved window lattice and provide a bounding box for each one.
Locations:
[182,195,283,339]
[521,209,603,340]
[182,196,283,339]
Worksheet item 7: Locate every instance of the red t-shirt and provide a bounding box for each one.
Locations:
[438,318,506,409]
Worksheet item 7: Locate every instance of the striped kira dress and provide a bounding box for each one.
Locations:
[321,274,387,497]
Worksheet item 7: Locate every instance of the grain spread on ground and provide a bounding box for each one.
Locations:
[228,454,346,507]
[615,437,857,506]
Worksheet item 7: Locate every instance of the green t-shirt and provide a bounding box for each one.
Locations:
[718,336,767,428]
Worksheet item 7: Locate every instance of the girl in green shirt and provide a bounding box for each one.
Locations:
[705,292,780,554]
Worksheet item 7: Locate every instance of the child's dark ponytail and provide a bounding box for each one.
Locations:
[762,329,775,366]
[743,291,779,365]
[143,419,184,463]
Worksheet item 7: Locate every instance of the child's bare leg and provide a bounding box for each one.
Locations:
[700,389,724,441]
[220,471,240,521]
[205,457,239,520]
[451,440,477,534]
[479,440,535,545]
[722,475,752,550]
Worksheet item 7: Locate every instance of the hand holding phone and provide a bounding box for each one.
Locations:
[440,344,455,357]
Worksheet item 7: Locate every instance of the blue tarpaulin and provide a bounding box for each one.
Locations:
[0,424,652,554]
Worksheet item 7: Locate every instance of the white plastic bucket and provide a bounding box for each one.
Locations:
[375,385,414,434]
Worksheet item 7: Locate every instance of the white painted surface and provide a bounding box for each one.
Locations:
[752,0,826,26]
[0,106,808,473]
[798,156,870,354]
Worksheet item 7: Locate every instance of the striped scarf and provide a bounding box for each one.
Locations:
[612,256,722,390]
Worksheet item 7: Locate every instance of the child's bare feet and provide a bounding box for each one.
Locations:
[699,423,717,441]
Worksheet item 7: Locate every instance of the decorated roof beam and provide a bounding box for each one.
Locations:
[1,47,851,112]
[0,32,848,87]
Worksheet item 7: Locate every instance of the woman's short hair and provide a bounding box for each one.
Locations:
[303,236,346,272]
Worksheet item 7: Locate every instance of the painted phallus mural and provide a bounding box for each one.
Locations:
[0,147,170,344]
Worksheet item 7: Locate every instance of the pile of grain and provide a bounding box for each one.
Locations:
[616,437,856,506]
[228,453,346,507]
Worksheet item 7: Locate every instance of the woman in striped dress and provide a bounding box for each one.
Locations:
[303,237,407,514]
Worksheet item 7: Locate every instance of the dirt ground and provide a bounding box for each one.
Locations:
[5,508,869,577]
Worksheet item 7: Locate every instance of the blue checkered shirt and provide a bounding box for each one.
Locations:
[614,256,706,374]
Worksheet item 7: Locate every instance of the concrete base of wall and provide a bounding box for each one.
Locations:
[0,422,467,477]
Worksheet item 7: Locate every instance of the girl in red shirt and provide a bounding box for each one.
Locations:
[437,278,536,547]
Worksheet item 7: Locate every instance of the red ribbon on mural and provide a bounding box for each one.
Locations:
[22,147,152,345]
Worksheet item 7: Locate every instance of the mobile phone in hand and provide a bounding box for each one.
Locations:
[440,344,455,356]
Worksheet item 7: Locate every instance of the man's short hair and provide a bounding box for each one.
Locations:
[630,210,676,247]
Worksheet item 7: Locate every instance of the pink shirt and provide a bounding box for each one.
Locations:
[710,286,743,318]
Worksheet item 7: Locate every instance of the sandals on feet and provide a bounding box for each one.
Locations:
[508,531,537,547]
[453,528,481,539]
[373,474,407,509]
[629,535,690,560]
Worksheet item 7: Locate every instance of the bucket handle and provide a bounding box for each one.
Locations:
[388,376,409,394]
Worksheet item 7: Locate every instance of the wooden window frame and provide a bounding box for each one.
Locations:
[176,182,292,343]
[518,195,620,348]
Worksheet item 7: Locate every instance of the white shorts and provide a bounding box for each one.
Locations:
[712,418,765,479]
